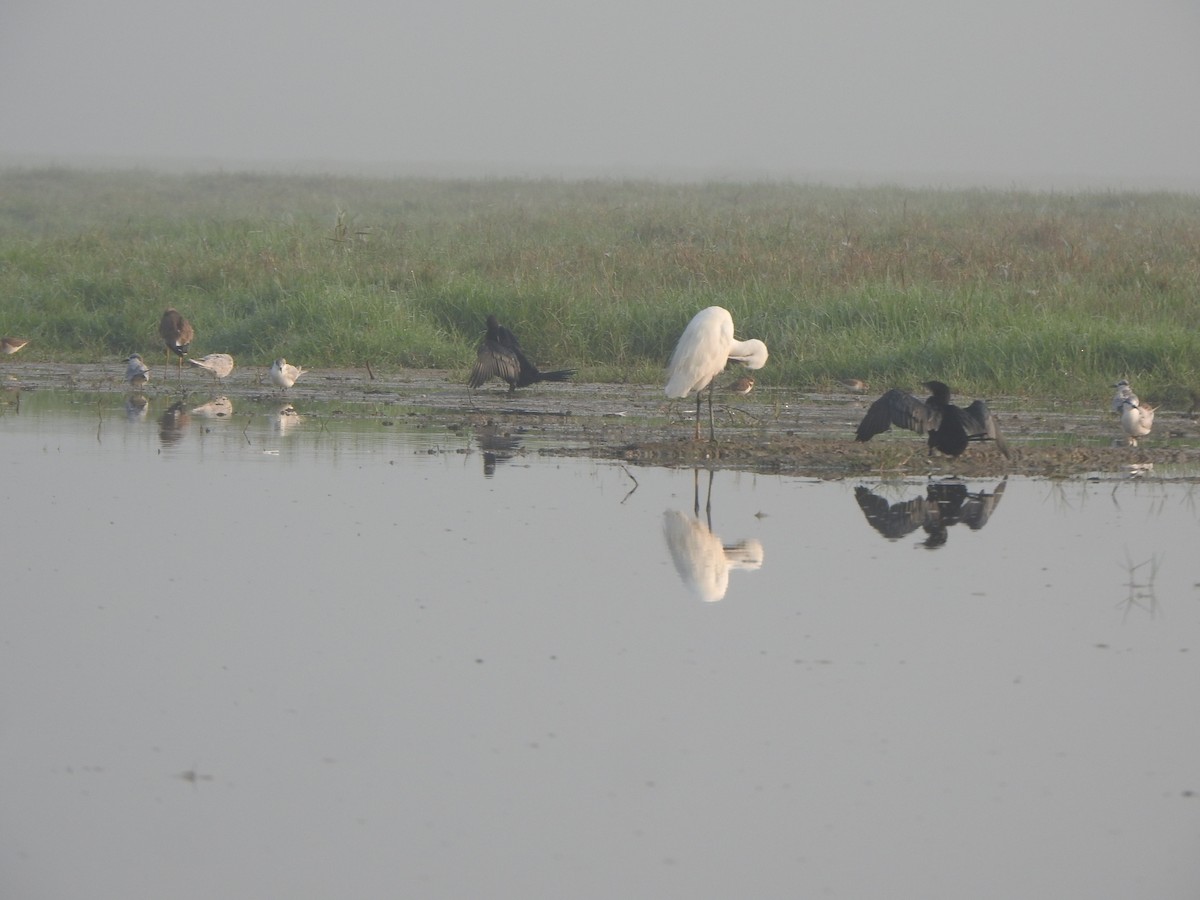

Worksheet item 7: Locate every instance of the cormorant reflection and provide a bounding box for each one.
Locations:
[854,479,1006,549]
[477,426,523,477]
[663,468,764,602]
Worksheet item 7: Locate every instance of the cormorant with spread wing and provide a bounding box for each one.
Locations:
[855,380,1010,458]
[468,315,575,393]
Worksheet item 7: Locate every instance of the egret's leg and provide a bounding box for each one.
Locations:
[707,383,717,441]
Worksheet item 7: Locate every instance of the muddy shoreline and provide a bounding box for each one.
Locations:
[5,362,1199,478]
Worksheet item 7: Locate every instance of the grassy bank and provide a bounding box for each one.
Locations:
[1,167,1197,404]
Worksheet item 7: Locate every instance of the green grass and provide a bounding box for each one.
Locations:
[1,167,1198,404]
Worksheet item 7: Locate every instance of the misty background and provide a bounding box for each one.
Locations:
[2,0,1198,190]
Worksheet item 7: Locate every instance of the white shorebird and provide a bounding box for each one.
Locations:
[269,357,305,391]
[1112,380,1155,446]
[665,306,768,440]
[1117,399,1156,446]
[188,353,235,382]
[125,353,150,387]
[1,337,29,355]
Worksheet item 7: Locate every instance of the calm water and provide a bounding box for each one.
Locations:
[2,390,1198,899]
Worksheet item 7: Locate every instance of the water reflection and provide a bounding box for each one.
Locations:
[854,478,1007,548]
[190,396,233,419]
[4,391,1200,900]
[477,424,524,476]
[269,403,304,435]
[157,400,191,447]
[124,393,149,421]
[663,468,764,601]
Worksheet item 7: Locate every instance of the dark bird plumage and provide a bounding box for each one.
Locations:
[159,308,194,370]
[854,479,1007,547]
[855,380,1010,458]
[467,315,574,392]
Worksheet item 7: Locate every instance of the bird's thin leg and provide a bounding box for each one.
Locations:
[693,393,702,440]
[707,383,717,442]
[704,468,714,528]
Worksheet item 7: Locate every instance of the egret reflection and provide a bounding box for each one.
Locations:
[854,479,1007,549]
[663,468,764,602]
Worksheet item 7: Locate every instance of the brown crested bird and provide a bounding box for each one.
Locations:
[159,308,194,371]
[467,315,575,393]
[1,337,29,355]
[855,380,1010,458]
[729,375,755,395]
[838,378,869,393]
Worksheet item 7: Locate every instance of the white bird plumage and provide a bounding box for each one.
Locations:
[125,353,149,387]
[269,358,305,390]
[1118,399,1155,446]
[662,511,764,603]
[665,306,768,440]
[188,353,235,381]
[1112,379,1154,446]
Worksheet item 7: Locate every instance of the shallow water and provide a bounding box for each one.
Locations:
[2,390,1198,899]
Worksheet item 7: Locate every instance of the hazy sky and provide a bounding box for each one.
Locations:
[3,0,1198,188]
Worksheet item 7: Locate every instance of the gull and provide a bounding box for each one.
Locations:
[269,357,305,391]
[1117,399,1156,446]
[188,353,235,382]
[125,353,150,388]
[855,380,1010,458]
[665,306,768,440]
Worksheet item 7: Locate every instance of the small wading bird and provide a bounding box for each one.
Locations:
[159,308,194,371]
[729,375,755,395]
[1112,380,1155,446]
[467,315,575,393]
[665,306,768,441]
[125,353,150,388]
[187,353,235,382]
[269,357,305,391]
[1,337,29,355]
[855,380,1010,458]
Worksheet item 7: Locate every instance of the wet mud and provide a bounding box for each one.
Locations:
[5,362,1199,478]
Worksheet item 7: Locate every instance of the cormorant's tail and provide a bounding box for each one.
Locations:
[537,369,575,383]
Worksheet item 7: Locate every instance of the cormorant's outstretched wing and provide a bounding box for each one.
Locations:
[959,400,1010,457]
[959,479,1007,530]
[853,486,928,539]
[855,389,936,442]
[468,342,521,388]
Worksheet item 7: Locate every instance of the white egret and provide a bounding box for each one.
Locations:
[664,306,768,440]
